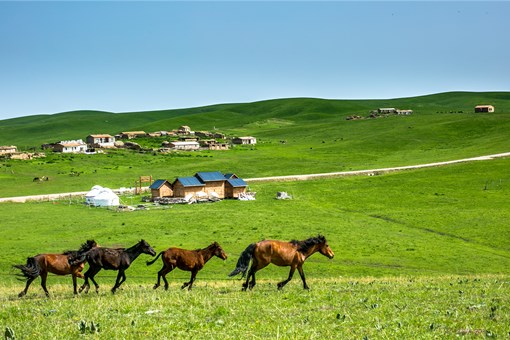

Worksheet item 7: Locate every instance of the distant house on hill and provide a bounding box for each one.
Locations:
[169,141,200,151]
[86,134,115,148]
[0,145,17,155]
[119,131,147,139]
[52,140,87,153]
[474,105,495,113]
[178,126,192,135]
[232,136,257,145]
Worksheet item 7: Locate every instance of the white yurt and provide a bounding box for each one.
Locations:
[85,185,120,207]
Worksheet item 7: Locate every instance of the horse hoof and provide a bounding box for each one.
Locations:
[241,287,247,292]
[18,292,25,298]
[153,285,159,290]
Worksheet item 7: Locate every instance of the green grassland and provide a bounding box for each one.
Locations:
[1,92,510,197]
[0,92,509,338]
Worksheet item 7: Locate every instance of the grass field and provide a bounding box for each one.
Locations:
[1,92,509,338]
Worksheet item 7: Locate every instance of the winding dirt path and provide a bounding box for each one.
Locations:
[1,152,509,203]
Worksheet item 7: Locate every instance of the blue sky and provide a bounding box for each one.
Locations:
[0,1,508,120]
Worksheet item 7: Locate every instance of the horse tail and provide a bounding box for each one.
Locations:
[13,257,40,280]
[228,243,256,278]
[146,251,163,266]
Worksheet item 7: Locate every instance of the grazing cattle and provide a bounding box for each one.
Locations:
[229,235,334,291]
[13,240,98,297]
[76,240,156,294]
[147,242,227,290]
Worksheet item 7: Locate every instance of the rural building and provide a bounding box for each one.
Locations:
[178,126,192,135]
[195,171,227,198]
[378,108,397,114]
[225,177,248,198]
[200,140,229,150]
[172,176,206,198]
[119,131,147,139]
[475,105,495,113]
[86,134,115,148]
[149,179,173,199]
[169,141,200,151]
[232,136,257,145]
[52,140,88,153]
[396,109,413,115]
[0,145,17,155]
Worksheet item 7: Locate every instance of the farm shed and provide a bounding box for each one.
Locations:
[475,105,495,113]
[195,171,227,199]
[225,178,248,198]
[172,177,205,198]
[86,134,115,148]
[0,145,17,155]
[53,140,87,153]
[232,136,257,145]
[169,141,200,151]
[149,179,173,200]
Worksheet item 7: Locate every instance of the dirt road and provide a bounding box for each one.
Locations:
[1,152,509,203]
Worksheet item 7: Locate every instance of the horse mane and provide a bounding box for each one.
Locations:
[290,235,326,253]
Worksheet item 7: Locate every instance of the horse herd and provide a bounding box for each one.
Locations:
[13,235,334,297]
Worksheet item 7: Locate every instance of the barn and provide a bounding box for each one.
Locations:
[172,177,206,198]
[474,105,495,113]
[195,171,227,199]
[149,179,173,200]
[225,177,248,198]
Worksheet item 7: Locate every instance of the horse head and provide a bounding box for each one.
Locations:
[318,235,334,259]
[212,242,228,260]
[139,239,156,256]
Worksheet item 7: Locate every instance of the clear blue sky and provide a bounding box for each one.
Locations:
[1,1,508,120]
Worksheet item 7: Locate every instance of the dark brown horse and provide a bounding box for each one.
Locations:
[229,235,334,291]
[77,239,156,294]
[13,240,98,297]
[147,242,227,290]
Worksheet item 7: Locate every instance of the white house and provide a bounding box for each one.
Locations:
[232,136,257,145]
[169,141,200,151]
[53,140,88,153]
[475,105,495,113]
[86,134,115,148]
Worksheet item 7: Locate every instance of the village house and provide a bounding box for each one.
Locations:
[52,140,88,153]
[232,136,257,145]
[119,131,147,139]
[0,145,17,155]
[225,177,248,198]
[396,109,413,115]
[378,108,397,114]
[178,126,192,135]
[475,105,495,113]
[169,141,200,151]
[86,134,115,148]
[195,171,227,199]
[149,179,173,200]
[172,176,206,198]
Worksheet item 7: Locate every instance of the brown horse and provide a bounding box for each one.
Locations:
[146,242,227,290]
[13,240,98,297]
[76,239,156,294]
[229,235,334,291]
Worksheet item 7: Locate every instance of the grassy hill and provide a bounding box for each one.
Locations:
[0,91,509,197]
[1,92,509,338]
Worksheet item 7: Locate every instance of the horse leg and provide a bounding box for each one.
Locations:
[72,275,78,295]
[154,265,173,290]
[18,277,36,297]
[182,270,197,291]
[112,270,126,294]
[297,265,309,290]
[81,266,100,294]
[40,271,50,297]
[277,265,296,290]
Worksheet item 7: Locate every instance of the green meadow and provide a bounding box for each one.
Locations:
[0,92,509,338]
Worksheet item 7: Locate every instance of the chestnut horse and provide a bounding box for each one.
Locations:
[76,239,156,294]
[147,242,227,290]
[229,235,334,291]
[13,240,98,297]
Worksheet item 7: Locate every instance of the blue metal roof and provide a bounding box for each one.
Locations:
[150,179,169,189]
[176,176,205,187]
[227,178,247,188]
[195,171,226,182]
[224,173,238,179]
